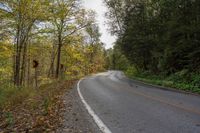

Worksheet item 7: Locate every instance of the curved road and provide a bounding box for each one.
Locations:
[78,71,200,133]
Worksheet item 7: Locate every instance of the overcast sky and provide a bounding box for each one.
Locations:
[83,0,116,49]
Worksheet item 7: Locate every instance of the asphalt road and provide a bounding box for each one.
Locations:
[78,71,200,133]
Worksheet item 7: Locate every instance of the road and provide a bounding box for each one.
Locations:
[78,71,200,133]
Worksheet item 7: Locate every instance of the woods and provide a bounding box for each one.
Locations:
[105,0,200,92]
[0,1,108,131]
[0,0,106,87]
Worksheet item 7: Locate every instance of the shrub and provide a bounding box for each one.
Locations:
[125,66,138,77]
[125,67,200,94]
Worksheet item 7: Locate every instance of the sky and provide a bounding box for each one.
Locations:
[83,0,116,49]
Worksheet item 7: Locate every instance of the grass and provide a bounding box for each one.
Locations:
[0,82,36,109]
[0,79,77,132]
[125,67,200,94]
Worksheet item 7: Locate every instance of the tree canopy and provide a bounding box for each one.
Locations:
[0,0,107,87]
[105,0,200,74]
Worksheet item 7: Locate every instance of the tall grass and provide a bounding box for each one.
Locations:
[0,82,36,109]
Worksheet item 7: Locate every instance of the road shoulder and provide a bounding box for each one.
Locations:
[57,84,100,133]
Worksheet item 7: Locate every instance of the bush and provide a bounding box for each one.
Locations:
[191,74,200,87]
[125,66,138,77]
[125,67,200,94]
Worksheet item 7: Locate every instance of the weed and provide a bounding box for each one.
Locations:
[5,112,14,126]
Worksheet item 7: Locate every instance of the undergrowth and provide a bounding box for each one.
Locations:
[0,79,77,132]
[125,67,200,94]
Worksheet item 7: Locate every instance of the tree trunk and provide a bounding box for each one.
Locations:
[56,33,62,78]
[20,41,28,86]
[48,44,57,77]
[14,24,21,86]
[35,68,38,89]
[27,54,31,87]
[14,40,22,86]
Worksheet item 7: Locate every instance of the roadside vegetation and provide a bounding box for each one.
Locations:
[0,80,76,132]
[104,0,200,93]
[0,0,107,132]
[126,67,200,93]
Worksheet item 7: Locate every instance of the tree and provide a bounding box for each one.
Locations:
[0,0,108,88]
[105,0,200,74]
[106,44,129,70]
[104,0,125,35]
[48,0,94,78]
[0,0,49,86]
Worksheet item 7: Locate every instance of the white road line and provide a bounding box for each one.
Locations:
[77,79,112,133]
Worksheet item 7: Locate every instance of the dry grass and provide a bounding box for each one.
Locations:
[0,79,77,132]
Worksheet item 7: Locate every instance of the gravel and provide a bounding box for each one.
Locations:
[57,84,101,133]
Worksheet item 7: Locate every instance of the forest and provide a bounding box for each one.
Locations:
[105,0,200,93]
[0,0,107,87]
[0,0,108,90]
[0,0,107,131]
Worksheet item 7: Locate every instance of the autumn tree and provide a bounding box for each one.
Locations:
[0,0,107,87]
[48,0,94,78]
[0,0,49,86]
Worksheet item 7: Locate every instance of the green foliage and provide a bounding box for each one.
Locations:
[42,97,51,115]
[0,42,13,82]
[105,0,200,93]
[126,67,200,93]
[106,45,130,70]
[191,74,200,88]
[105,0,200,74]
[125,66,138,77]
[5,112,14,126]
